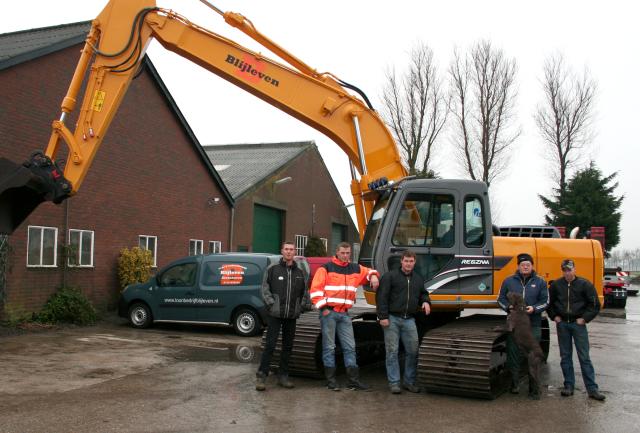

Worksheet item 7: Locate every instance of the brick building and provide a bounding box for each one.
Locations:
[204,142,359,255]
[0,23,232,319]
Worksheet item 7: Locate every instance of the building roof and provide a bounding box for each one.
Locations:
[0,21,91,70]
[0,21,233,205]
[203,142,314,199]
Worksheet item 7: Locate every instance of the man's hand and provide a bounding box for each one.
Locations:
[379,319,390,327]
[422,302,431,315]
[526,306,534,314]
[322,308,331,316]
[554,316,562,323]
[576,318,586,325]
[370,275,380,290]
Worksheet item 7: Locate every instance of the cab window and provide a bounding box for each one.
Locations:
[464,197,485,247]
[392,193,455,247]
[201,261,263,287]
[158,263,197,287]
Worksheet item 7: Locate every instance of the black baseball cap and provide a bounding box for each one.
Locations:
[561,259,575,270]
[517,253,534,265]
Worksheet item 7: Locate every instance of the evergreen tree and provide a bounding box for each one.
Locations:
[304,236,327,257]
[539,162,623,249]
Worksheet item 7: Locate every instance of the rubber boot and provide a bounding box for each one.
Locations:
[346,367,371,391]
[325,367,340,391]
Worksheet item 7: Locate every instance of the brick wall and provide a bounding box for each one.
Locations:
[0,45,230,318]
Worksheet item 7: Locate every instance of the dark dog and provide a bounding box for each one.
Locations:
[497,292,544,398]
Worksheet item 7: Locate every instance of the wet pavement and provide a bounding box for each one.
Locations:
[1,290,640,433]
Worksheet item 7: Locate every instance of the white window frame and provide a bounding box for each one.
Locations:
[139,235,158,267]
[189,239,204,256]
[68,229,94,267]
[27,225,58,268]
[295,234,308,256]
[209,240,222,254]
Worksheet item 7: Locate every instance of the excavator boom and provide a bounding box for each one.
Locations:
[0,0,406,235]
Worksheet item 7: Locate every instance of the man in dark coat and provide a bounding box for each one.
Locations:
[376,250,431,394]
[256,241,310,391]
[548,259,605,401]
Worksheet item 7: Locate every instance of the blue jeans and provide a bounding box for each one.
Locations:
[383,315,419,386]
[556,321,599,392]
[320,310,357,368]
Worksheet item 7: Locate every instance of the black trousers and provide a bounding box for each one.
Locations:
[258,315,297,376]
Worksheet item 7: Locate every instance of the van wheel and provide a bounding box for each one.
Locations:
[128,302,152,329]
[233,308,261,337]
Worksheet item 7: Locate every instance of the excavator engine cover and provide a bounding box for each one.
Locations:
[0,153,71,235]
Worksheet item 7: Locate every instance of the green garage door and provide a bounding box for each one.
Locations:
[331,223,347,254]
[252,204,283,253]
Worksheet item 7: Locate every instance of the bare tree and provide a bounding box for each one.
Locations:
[381,43,449,176]
[449,40,520,187]
[534,53,596,193]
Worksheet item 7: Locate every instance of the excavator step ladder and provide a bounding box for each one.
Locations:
[0,154,71,235]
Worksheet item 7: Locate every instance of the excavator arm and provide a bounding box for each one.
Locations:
[0,0,406,235]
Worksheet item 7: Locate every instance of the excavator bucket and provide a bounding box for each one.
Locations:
[0,154,72,235]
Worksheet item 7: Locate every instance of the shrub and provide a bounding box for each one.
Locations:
[118,247,153,290]
[37,286,97,325]
[304,236,327,257]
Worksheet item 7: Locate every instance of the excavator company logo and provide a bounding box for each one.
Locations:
[225,54,280,87]
[460,259,491,265]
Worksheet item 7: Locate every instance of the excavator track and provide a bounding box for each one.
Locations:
[417,315,509,399]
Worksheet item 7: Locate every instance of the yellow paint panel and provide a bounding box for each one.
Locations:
[91,90,106,112]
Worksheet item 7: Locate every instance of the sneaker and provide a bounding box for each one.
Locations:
[278,376,294,389]
[560,387,574,397]
[588,390,606,401]
[255,375,266,391]
[403,383,420,393]
[390,384,402,394]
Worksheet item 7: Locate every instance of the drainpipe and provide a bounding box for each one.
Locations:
[62,199,69,288]
[229,206,235,252]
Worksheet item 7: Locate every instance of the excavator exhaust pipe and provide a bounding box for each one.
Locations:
[0,153,72,235]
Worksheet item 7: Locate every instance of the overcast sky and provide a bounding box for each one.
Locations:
[3,0,639,250]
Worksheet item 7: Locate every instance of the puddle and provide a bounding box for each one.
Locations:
[172,343,261,364]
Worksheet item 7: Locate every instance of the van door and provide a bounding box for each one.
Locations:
[154,261,199,321]
[198,258,266,324]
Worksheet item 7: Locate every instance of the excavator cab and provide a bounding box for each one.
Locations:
[0,153,71,235]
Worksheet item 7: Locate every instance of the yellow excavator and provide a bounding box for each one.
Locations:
[0,0,603,398]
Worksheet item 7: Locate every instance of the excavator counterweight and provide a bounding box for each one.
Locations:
[0,154,71,234]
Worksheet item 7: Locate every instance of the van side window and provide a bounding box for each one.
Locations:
[464,197,485,247]
[158,263,197,287]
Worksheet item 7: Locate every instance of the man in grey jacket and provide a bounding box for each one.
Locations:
[256,241,310,391]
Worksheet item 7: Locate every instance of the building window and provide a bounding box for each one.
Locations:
[295,234,308,256]
[189,239,203,256]
[68,229,94,267]
[209,241,222,254]
[352,243,361,262]
[27,226,57,267]
[320,238,328,252]
[139,235,157,267]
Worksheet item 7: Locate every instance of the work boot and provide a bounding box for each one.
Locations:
[277,374,294,389]
[324,367,340,391]
[255,373,266,391]
[588,390,606,401]
[560,386,574,397]
[346,367,371,391]
[390,384,402,394]
[403,383,421,393]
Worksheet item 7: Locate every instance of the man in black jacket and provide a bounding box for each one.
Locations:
[376,250,431,394]
[256,241,311,391]
[548,259,605,401]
